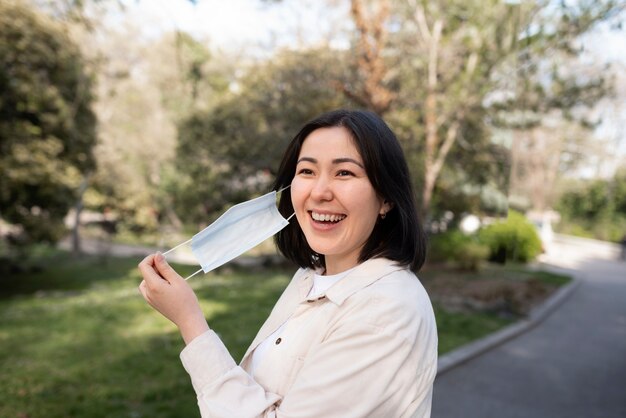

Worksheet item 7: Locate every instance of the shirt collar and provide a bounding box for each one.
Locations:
[297,258,406,305]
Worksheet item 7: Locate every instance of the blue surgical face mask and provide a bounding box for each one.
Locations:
[164,189,293,280]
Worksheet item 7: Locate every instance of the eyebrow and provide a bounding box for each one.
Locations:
[297,157,364,168]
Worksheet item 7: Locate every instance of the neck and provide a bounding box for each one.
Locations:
[323,255,359,276]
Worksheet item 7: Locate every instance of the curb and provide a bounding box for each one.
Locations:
[436,271,582,376]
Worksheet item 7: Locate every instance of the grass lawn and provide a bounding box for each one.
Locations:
[0,250,567,417]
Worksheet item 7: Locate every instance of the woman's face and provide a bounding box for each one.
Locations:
[291,126,391,274]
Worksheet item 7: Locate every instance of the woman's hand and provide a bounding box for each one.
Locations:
[138,252,209,344]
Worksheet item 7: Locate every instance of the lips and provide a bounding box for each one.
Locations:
[309,211,346,223]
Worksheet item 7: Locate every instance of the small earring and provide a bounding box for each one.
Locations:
[380,212,386,220]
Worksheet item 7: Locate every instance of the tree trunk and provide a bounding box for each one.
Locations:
[420,19,443,219]
[72,174,90,256]
[344,0,393,115]
[422,90,438,218]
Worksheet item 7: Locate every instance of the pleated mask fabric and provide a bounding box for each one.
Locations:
[164,190,291,280]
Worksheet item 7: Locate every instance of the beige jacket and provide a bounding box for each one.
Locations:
[180,257,438,418]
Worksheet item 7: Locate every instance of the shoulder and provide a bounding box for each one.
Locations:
[348,258,430,307]
[360,266,433,321]
[327,260,438,365]
[336,259,436,334]
[372,267,430,306]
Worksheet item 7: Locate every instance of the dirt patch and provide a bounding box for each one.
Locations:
[419,263,563,318]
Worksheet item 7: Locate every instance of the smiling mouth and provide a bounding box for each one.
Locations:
[309,211,346,223]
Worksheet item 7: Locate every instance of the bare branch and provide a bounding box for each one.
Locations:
[433,116,462,178]
[428,19,443,89]
[411,1,432,43]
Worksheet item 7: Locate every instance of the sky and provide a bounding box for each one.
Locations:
[116,0,625,52]
[116,0,351,53]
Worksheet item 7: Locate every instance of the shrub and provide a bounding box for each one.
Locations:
[478,211,542,263]
[428,229,489,271]
[456,242,490,271]
[428,230,468,262]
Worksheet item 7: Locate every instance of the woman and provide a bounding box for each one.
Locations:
[138,109,438,417]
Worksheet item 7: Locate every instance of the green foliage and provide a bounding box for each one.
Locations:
[0,1,96,244]
[556,170,626,242]
[456,241,491,272]
[478,211,542,263]
[428,230,469,262]
[174,47,353,223]
[428,229,490,271]
[3,0,618,246]
[84,28,232,234]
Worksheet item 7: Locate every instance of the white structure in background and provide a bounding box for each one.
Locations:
[459,214,481,234]
[527,210,559,254]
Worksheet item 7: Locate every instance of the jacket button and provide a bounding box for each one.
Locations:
[275,338,282,345]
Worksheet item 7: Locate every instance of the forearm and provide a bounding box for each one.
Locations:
[181,330,282,417]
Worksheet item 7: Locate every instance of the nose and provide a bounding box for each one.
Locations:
[310,175,333,202]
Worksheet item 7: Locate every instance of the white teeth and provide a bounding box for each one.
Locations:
[311,212,346,223]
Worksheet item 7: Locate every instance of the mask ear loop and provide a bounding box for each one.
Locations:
[184,268,203,281]
[162,238,191,257]
[161,239,203,280]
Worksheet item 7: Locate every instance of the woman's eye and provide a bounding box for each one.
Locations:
[297,168,314,175]
[337,170,354,177]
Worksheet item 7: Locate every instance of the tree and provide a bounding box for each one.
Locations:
[493,2,623,213]
[335,0,526,218]
[340,0,624,219]
[0,1,96,246]
[175,47,353,224]
[556,168,626,242]
[506,117,594,212]
[86,26,230,234]
[338,0,395,115]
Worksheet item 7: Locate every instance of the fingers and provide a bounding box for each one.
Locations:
[138,279,158,308]
[138,254,155,276]
[153,252,182,283]
[138,261,203,332]
[138,253,169,287]
[138,280,149,301]
[139,253,173,292]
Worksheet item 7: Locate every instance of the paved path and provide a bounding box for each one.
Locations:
[58,236,201,264]
[57,236,280,268]
[432,235,626,418]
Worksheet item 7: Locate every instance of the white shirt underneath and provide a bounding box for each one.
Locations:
[249,266,357,377]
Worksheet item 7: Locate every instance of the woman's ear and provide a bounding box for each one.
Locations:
[380,200,394,217]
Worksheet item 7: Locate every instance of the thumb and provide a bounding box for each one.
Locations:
[154,252,182,283]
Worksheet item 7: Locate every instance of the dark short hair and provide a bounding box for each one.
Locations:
[273,109,426,271]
